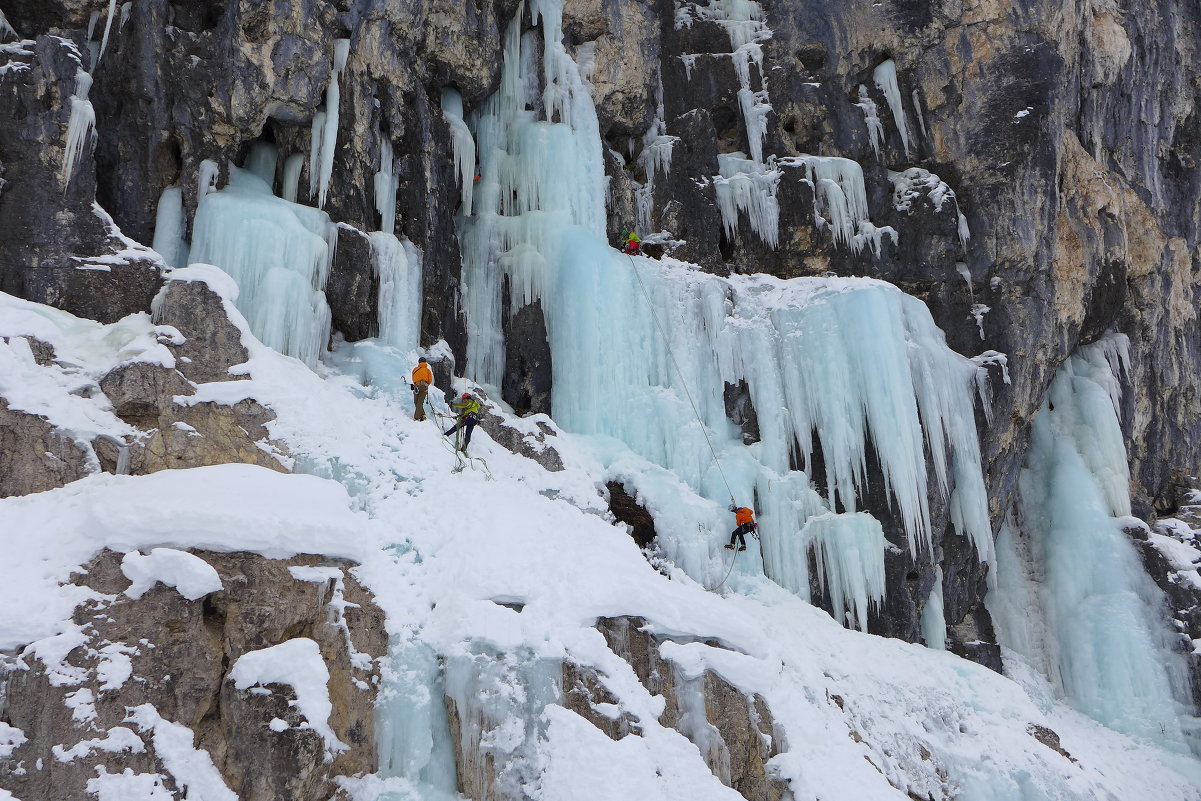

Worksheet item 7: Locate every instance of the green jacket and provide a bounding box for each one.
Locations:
[452,397,481,418]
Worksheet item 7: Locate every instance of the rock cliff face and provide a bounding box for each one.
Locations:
[0,550,386,801]
[0,0,1199,796]
[2,0,1196,654]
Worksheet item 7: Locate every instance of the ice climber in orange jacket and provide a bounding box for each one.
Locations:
[411,357,433,421]
[725,504,756,551]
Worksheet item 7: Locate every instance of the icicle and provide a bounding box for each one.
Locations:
[373,137,398,233]
[308,110,326,201]
[312,39,350,209]
[801,513,887,632]
[151,186,189,268]
[873,59,913,159]
[441,89,477,217]
[281,154,305,204]
[61,71,96,187]
[789,155,896,254]
[95,0,117,68]
[911,88,929,141]
[920,565,947,650]
[855,85,883,158]
[197,159,220,199]
[714,152,780,248]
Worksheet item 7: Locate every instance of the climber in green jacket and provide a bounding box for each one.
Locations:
[443,392,482,453]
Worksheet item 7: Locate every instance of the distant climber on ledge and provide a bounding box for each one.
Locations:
[411,357,433,421]
[443,392,482,453]
[725,503,757,551]
[620,228,641,255]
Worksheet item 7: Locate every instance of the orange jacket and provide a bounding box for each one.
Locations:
[734,507,754,525]
[412,363,433,386]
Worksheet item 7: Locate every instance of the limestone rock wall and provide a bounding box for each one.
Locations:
[0,0,1197,695]
[0,550,386,801]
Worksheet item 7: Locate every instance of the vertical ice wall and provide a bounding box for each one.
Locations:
[151,186,189,268]
[371,231,423,354]
[375,640,460,801]
[442,647,562,800]
[189,160,336,366]
[458,0,993,611]
[988,337,1196,751]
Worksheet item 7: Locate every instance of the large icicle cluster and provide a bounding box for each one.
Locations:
[988,336,1198,752]
[60,70,96,185]
[787,156,898,256]
[189,157,336,367]
[676,0,779,247]
[459,0,993,616]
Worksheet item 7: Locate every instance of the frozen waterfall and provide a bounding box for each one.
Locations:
[458,0,993,611]
[988,337,1198,752]
[189,159,336,367]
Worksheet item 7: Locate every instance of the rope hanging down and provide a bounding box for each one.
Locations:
[707,545,739,592]
[626,253,736,504]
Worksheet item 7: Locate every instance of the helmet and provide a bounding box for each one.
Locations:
[461,392,472,400]
[728,504,738,512]
[418,356,427,363]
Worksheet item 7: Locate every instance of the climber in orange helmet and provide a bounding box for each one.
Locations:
[725,503,757,551]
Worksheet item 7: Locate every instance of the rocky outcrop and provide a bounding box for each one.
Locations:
[99,275,284,475]
[0,36,161,323]
[501,300,553,418]
[0,398,91,498]
[0,549,386,801]
[475,392,565,472]
[446,615,788,801]
[592,616,789,801]
[0,275,283,501]
[152,276,250,385]
[606,482,658,549]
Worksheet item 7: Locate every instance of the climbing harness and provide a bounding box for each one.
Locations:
[625,252,736,506]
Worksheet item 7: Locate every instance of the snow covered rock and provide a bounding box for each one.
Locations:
[151,271,250,386]
[0,550,385,801]
[0,398,90,498]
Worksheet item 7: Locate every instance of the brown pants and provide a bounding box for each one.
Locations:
[413,382,429,420]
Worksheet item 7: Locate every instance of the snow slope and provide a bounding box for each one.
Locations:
[2,283,1199,801]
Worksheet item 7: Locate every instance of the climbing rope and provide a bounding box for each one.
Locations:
[427,396,494,480]
[625,252,736,505]
[707,545,740,592]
